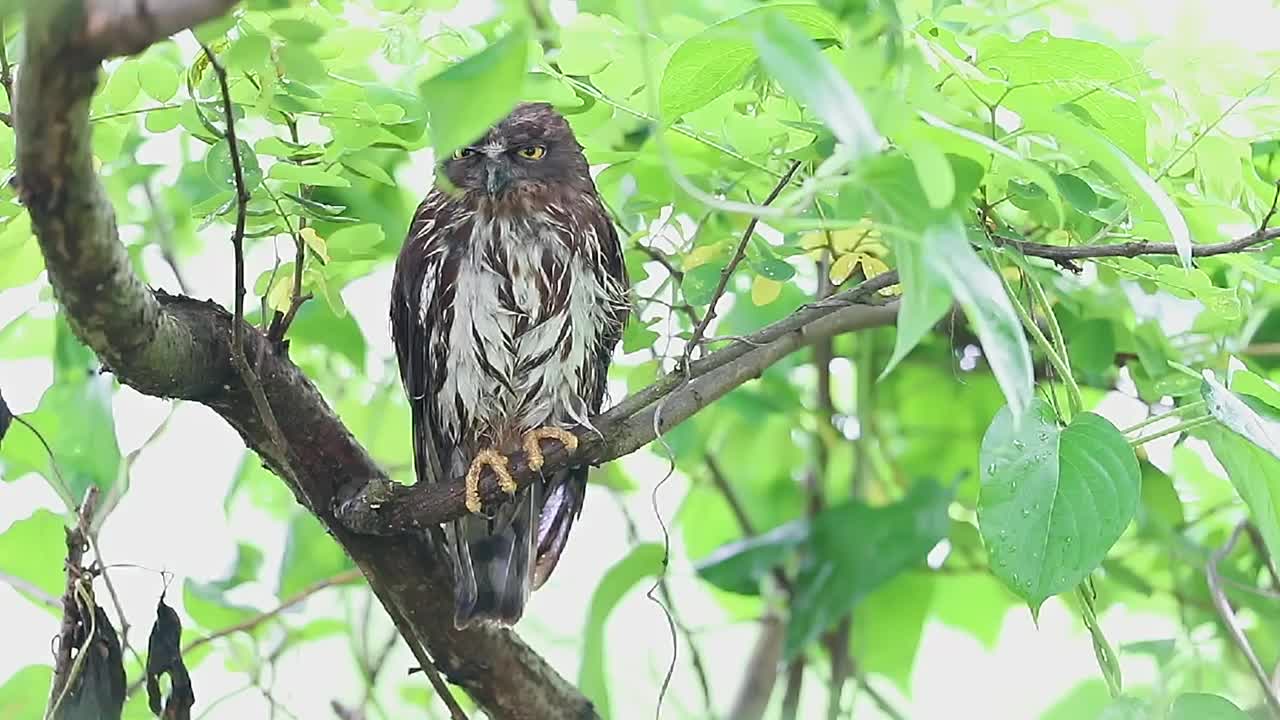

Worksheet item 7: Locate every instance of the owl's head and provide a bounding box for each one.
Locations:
[438,102,590,197]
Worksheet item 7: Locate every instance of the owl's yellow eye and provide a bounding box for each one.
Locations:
[452,147,476,160]
[516,145,547,160]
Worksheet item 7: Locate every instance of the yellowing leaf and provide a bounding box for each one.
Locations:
[829,253,861,285]
[266,274,294,313]
[830,252,899,296]
[300,227,329,264]
[751,276,783,305]
[683,245,721,271]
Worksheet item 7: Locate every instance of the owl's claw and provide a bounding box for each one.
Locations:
[522,426,579,472]
[464,448,516,514]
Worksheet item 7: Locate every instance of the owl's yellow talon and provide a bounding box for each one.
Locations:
[522,426,579,472]
[464,448,516,513]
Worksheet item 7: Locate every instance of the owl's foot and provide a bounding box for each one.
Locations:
[464,448,516,514]
[522,426,579,472]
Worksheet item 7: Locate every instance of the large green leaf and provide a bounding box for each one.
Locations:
[0,509,67,611]
[659,4,841,119]
[978,31,1145,162]
[978,399,1140,608]
[754,14,878,160]
[579,543,664,716]
[1169,693,1249,720]
[785,480,950,656]
[1201,371,1280,461]
[0,375,121,508]
[881,223,954,378]
[850,572,935,693]
[0,665,53,720]
[695,520,807,596]
[922,215,1034,422]
[278,512,353,597]
[420,26,529,158]
[1205,427,1280,565]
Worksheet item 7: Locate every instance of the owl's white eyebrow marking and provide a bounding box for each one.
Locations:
[480,141,506,157]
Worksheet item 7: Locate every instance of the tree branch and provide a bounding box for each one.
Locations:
[1207,521,1280,716]
[996,226,1280,263]
[681,160,802,368]
[334,286,901,532]
[17,4,596,719]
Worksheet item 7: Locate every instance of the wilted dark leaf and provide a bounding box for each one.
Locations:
[0,386,10,446]
[146,597,195,720]
[50,599,125,720]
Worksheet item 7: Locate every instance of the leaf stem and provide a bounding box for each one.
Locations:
[1128,415,1214,447]
[1076,583,1123,697]
[1025,271,1079,415]
[989,251,1082,417]
[1121,400,1206,436]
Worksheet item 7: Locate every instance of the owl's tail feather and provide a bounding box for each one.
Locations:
[451,483,538,629]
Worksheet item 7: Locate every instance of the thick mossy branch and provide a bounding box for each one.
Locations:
[17,3,596,719]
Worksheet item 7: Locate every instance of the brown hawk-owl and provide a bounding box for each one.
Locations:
[391,103,629,627]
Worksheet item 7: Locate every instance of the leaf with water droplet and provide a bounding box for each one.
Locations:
[977,399,1140,609]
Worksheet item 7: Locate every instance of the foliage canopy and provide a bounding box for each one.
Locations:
[2,0,1280,718]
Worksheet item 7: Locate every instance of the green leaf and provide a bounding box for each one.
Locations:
[579,543,664,716]
[272,19,326,43]
[923,215,1033,422]
[785,479,950,656]
[420,26,528,158]
[1201,372,1280,462]
[918,112,1063,224]
[682,263,725,306]
[205,139,262,192]
[137,58,180,102]
[978,399,1140,608]
[659,4,841,119]
[905,141,955,209]
[0,509,67,607]
[695,520,807,595]
[754,15,878,160]
[978,31,1145,162]
[850,572,935,692]
[268,162,351,187]
[182,578,259,630]
[881,226,953,379]
[278,512,352,597]
[1204,426,1280,567]
[1169,693,1249,720]
[0,376,121,507]
[0,665,54,720]
[621,317,659,354]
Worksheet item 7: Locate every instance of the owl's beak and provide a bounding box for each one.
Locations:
[484,160,511,195]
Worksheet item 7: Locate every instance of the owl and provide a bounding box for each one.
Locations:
[390,102,629,627]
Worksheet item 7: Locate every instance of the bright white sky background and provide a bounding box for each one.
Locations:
[1,0,1278,718]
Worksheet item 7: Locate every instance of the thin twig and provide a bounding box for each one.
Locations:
[853,671,908,720]
[200,40,295,476]
[611,493,715,717]
[414,653,470,720]
[780,659,804,720]
[0,19,14,127]
[680,161,802,369]
[704,456,757,536]
[125,569,363,699]
[1206,521,1280,715]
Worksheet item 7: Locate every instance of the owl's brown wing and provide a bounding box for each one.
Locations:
[390,193,451,489]
[531,195,630,588]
